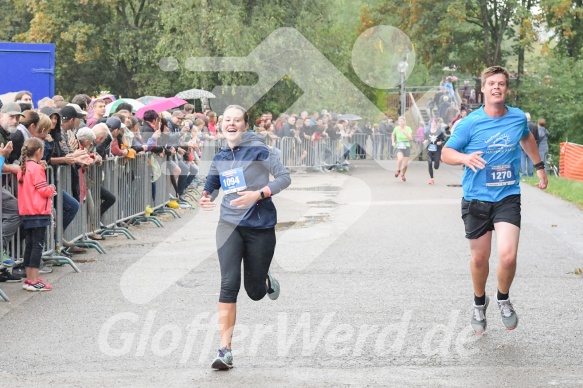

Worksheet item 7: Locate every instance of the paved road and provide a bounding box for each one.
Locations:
[1,160,582,387]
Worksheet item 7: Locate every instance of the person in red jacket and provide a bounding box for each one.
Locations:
[17,138,56,291]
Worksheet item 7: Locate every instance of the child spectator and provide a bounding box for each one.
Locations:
[17,138,56,291]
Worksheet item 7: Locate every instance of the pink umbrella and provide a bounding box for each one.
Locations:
[135,97,188,118]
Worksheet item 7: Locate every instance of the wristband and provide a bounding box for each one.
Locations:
[533,161,545,170]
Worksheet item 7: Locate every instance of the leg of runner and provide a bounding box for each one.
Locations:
[431,151,441,184]
[395,152,403,177]
[241,227,276,301]
[469,231,492,333]
[401,156,409,181]
[213,222,244,370]
[493,222,520,330]
[469,232,492,297]
[427,151,434,184]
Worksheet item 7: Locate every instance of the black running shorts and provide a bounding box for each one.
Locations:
[461,194,521,239]
[397,147,411,157]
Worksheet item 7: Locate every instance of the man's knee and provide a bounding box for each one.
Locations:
[471,253,490,267]
[498,248,517,268]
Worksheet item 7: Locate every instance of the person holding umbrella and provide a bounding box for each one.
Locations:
[199,105,291,370]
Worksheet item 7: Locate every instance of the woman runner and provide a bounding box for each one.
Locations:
[199,105,291,370]
[391,116,413,181]
[424,118,446,184]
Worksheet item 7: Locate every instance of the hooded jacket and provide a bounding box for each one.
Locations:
[40,106,62,163]
[17,160,55,216]
[204,131,291,228]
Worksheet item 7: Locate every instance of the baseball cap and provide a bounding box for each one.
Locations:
[60,106,83,120]
[67,103,88,117]
[0,102,25,116]
[106,117,122,130]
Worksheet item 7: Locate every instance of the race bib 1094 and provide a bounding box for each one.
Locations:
[220,167,247,194]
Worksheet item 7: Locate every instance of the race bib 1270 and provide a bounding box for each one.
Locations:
[486,164,516,187]
[220,167,247,194]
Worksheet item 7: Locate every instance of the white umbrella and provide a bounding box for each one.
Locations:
[175,88,216,99]
[0,92,18,105]
[337,114,363,121]
[104,98,145,116]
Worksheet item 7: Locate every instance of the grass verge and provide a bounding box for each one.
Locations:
[523,175,583,209]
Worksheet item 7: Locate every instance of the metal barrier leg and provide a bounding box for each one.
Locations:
[75,238,106,254]
[0,287,9,302]
[131,215,164,227]
[43,252,82,273]
[153,208,180,219]
[100,227,136,240]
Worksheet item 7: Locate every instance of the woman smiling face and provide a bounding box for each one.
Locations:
[222,106,248,146]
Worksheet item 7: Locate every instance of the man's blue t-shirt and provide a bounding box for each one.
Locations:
[445,106,530,202]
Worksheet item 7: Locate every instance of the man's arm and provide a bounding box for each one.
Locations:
[520,132,542,165]
[441,145,486,173]
[520,132,548,189]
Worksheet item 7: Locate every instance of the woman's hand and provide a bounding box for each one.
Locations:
[229,190,260,208]
[199,191,216,211]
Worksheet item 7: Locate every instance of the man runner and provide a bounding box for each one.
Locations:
[441,66,548,334]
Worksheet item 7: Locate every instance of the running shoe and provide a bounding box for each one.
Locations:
[267,272,280,300]
[394,170,400,178]
[401,175,406,182]
[497,298,518,330]
[0,269,22,283]
[471,295,489,334]
[2,259,17,267]
[428,179,435,185]
[24,279,53,292]
[211,347,233,370]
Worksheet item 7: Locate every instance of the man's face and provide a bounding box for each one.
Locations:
[103,98,112,105]
[95,133,107,144]
[300,111,308,120]
[481,73,507,106]
[312,112,318,119]
[172,116,184,125]
[20,94,32,104]
[95,102,106,116]
[288,116,296,125]
[305,118,312,127]
[0,113,20,130]
[61,118,74,130]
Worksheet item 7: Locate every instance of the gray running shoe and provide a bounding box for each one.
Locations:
[267,272,280,300]
[497,298,518,330]
[471,295,489,334]
[211,347,233,370]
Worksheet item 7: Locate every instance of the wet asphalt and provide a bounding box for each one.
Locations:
[1,159,582,387]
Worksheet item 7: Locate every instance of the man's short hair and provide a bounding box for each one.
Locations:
[172,110,186,118]
[71,94,90,110]
[76,126,96,142]
[184,104,194,113]
[92,123,109,142]
[143,110,159,123]
[481,66,510,85]
[115,102,134,113]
